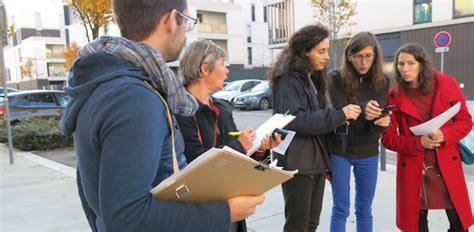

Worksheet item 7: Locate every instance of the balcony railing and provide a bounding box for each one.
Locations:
[46,52,64,59]
[197,23,227,34]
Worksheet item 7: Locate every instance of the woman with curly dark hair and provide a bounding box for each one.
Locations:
[382,43,473,232]
[326,31,390,232]
[268,24,361,231]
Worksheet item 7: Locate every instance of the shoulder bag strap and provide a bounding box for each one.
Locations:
[144,81,179,174]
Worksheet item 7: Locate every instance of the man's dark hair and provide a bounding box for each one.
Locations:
[113,0,187,41]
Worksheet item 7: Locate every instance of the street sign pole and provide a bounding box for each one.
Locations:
[441,51,444,73]
[433,31,451,73]
[0,0,14,164]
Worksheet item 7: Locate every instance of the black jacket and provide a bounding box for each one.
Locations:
[175,98,247,232]
[327,69,390,158]
[272,70,346,174]
[176,98,245,163]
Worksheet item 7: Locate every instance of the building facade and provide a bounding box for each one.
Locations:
[348,0,474,100]
[3,0,67,90]
[265,0,474,100]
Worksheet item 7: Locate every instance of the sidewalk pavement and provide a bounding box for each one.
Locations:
[1,144,473,232]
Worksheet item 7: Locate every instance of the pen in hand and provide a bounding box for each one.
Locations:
[228,131,242,136]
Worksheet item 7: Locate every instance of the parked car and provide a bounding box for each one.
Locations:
[0,87,19,96]
[0,90,70,125]
[212,79,262,103]
[233,81,273,110]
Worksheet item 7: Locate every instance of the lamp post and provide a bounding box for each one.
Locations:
[1,0,14,164]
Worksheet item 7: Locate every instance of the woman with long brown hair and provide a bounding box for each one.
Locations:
[268,24,361,232]
[382,43,472,231]
[327,31,390,232]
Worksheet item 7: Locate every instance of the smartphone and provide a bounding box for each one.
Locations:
[272,128,289,140]
[380,104,395,116]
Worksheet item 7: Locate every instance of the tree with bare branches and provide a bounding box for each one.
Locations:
[67,0,113,42]
[311,0,357,67]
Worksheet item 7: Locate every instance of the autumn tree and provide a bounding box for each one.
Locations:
[20,59,34,78]
[67,0,113,42]
[311,0,357,67]
[6,24,15,38]
[63,42,80,71]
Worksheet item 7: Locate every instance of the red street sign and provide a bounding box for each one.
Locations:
[433,31,451,48]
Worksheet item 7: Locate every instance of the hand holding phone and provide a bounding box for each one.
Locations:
[380,104,395,117]
[272,128,288,140]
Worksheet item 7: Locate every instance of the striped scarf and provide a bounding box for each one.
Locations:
[78,36,198,116]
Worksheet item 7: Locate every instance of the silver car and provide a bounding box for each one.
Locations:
[0,90,69,125]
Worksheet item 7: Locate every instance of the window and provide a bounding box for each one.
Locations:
[47,63,66,77]
[56,93,70,107]
[263,6,267,22]
[46,45,65,59]
[197,13,203,23]
[247,47,253,65]
[246,25,252,43]
[17,94,56,107]
[35,12,42,28]
[414,0,432,24]
[241,82,254,92]
[454,0,474,18]
[251,4,256,21]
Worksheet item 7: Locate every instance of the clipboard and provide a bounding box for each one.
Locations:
[150,147,295,203]
[246,113,296,155]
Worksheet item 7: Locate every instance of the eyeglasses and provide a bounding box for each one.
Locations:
[350,54,375,62]
[199,40,215,67]
[176,11,198,32]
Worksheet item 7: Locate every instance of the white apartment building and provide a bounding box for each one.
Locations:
[62,0,274,79]
[3,0,67,90]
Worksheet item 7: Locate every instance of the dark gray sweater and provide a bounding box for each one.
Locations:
[327,69,390,158]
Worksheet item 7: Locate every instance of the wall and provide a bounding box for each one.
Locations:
[400,22,474,99]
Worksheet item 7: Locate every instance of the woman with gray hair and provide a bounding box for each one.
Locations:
[176,39,281,232]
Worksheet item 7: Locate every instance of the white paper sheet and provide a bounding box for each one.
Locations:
[246,113,295,155]
[409,102,460,136]
[271,130,296,155]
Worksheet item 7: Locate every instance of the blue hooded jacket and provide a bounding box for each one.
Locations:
[61,52,230,231]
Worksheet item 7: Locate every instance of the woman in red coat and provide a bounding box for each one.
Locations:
[382,43,473,232]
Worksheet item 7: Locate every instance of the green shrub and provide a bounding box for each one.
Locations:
[0,118,73,151]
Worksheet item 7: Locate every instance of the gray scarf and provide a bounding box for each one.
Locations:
[78,36,198,116]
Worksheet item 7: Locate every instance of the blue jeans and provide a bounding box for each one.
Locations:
[330,154,379,232]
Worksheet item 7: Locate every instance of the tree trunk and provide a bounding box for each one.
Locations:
[91,27,99,40]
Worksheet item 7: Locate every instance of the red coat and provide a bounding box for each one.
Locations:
[382,71,473,231]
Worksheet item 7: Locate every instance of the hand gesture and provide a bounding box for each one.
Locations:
[365,100,383,120]
[238,127,256,151]
[342,104,361,120]
[421,133,442,149]
[429,129,444,144]
[228,195,265,222]
[373,114,391,127]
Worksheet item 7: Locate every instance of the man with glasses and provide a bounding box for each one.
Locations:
[60,0,264,231]
[176,11,198,32]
